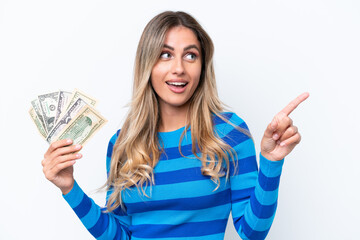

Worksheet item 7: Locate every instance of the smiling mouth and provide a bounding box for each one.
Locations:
[166,82,188,88]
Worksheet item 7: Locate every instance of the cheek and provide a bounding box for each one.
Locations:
[191,65,202,89]
[151,64,168,86]
[150,66,162,92]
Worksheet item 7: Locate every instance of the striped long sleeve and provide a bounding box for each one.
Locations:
[216,112,284,239]
[62,131,131,239]
[232,154,283,239]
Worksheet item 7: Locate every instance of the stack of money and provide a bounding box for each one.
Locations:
[29,89,107,146]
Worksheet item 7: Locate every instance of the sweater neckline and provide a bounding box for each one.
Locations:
[158,125,190,138]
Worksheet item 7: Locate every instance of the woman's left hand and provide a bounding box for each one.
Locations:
[261,92,309,161]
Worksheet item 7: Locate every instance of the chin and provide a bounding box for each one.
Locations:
[161,98,191,109]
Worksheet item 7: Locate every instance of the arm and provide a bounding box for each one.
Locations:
[230,152,283,239]
[229,93,309,239]
[62,181,131,239]
[222,114,283,239]
[62,132,131,239]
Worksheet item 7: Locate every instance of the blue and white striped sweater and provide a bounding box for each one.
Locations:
[63,112,284,239]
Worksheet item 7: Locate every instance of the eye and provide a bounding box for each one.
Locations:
[184,52,198,61]
[160,52,172,59]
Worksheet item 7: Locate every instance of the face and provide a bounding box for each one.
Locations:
[151,26,202,112]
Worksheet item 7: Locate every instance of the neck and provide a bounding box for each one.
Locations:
[158,102,190,132]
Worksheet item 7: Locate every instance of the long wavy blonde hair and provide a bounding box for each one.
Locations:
[105,11,251,212]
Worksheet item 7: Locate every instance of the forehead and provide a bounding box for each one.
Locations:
[163,26,200,48]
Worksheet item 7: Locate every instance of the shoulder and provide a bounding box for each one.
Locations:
[107,129,120,156]
[213,112,253,145]
[213,112,250,132]
[214,112,254,158]
[106,129,121,173]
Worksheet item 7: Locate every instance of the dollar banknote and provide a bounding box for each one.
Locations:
[65,89,97,111]
[29,107,47,139]
[55,90,72,124]
[38,91,60,132]
[46,98,89,143]
[54,105,107,146]
[30,89,106,146]
[31,99,47,135]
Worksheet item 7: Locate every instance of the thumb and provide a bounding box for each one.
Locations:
[264,117,278,139]
[271,117,278,130]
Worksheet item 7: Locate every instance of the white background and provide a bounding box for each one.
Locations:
[1,0,359,239]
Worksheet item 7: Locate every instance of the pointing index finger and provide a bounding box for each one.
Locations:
[280,92,310,116]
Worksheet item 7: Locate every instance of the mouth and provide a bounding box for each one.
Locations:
[165,81,188,88]
[165,80,189,93]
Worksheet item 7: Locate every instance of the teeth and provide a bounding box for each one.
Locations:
[167,82,187,86]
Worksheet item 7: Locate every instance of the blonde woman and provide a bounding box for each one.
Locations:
[42,11,309,240]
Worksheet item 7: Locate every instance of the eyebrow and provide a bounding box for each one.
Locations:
[163,44,200,52]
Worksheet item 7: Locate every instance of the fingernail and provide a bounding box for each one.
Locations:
[280,142,286,147]
[272,134,279,140]
[74,145,81,150]
[76,153,82,158]
[67,139,72,144]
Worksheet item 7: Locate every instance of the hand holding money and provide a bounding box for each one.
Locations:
[31,89,107,194]
[41,139,81,195]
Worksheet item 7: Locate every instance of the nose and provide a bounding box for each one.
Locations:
[171,56,185,75]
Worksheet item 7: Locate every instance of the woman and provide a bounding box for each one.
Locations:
[42,11,308,239]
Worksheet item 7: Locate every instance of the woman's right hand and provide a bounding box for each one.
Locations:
[41,139,83,195]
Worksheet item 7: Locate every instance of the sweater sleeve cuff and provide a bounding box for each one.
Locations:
[259,153,284,177]
[62,180,85,208]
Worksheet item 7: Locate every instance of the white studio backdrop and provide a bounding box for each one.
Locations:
[1,0,359,239]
